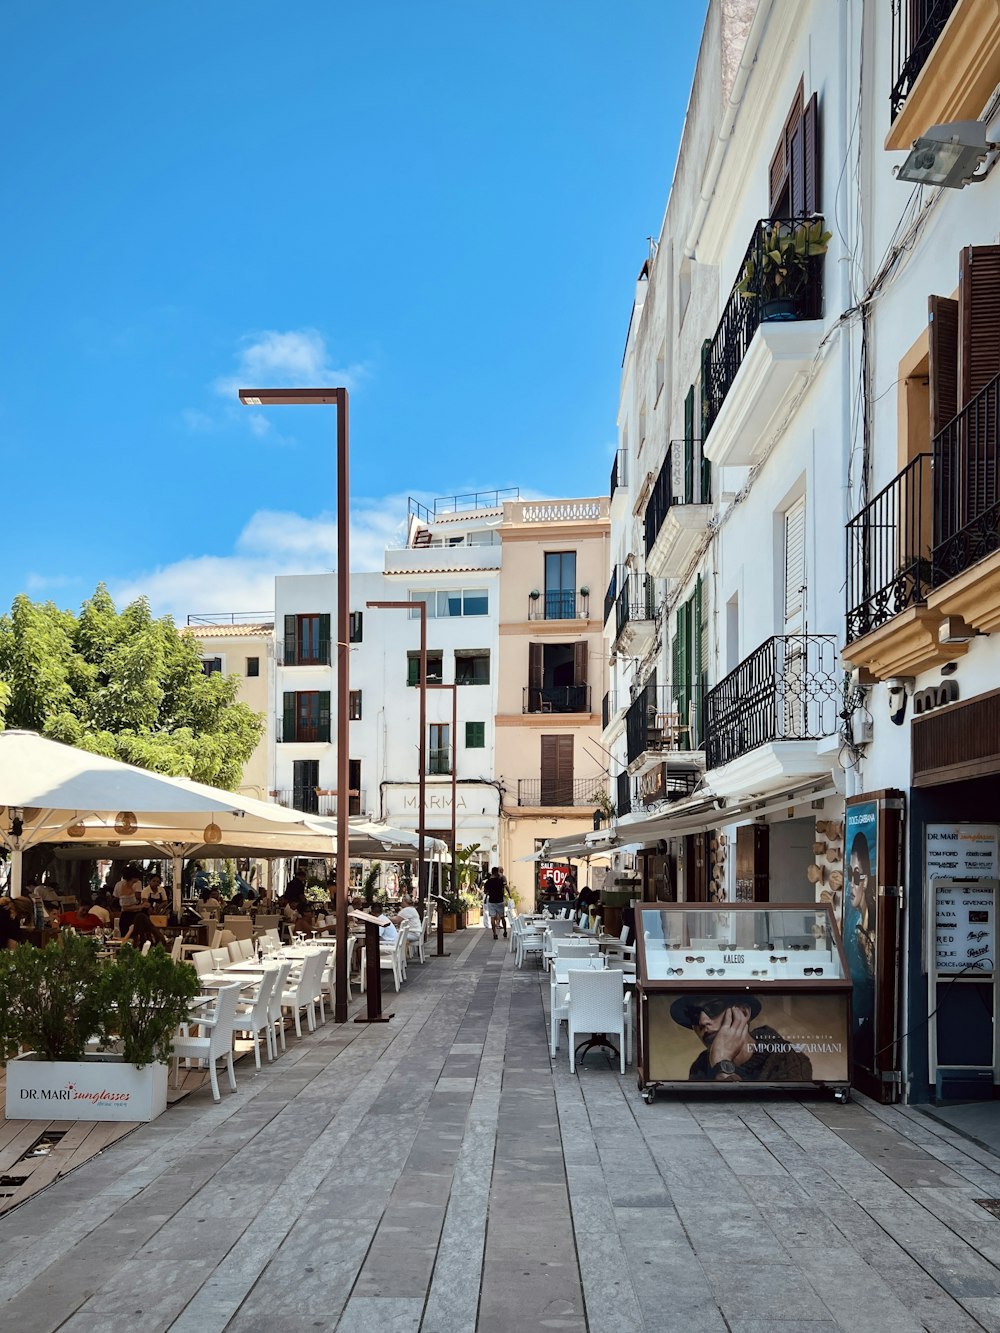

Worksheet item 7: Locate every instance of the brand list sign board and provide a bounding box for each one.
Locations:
[927,824,999,975]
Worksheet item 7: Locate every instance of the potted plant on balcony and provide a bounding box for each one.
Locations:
[737,218,831,322]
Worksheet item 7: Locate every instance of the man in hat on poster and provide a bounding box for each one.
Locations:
[670,993,813,1082]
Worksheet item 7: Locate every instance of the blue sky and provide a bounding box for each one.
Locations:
[2,2,705,621]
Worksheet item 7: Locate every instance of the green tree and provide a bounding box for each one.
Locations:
[0,585,263,789]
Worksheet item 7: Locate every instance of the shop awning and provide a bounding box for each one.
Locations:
[613,777,841,847]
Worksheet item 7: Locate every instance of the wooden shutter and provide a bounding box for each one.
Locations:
[283,615,296,665]
[318,691,331,742]
[319,613,331,663]
[540,735,574,806]
[528,641,542,712]
[769,137,787,216]
[282,691,295,742]
[802,92,819,214]
[674,604,690,728]
[929,296,959,433]
[959,245,1000,404]
[691,578,703,747]
[783,498,806,630]
[573,641,588,687]
[789,115,806,217]
[736,824,769,901]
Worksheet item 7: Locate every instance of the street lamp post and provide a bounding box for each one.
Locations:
[239,386,351,1024]
[366,599,427,912]
[427,682,459,903]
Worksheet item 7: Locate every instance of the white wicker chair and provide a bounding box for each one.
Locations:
[172,981,242,1101]
[231,966,279,1068]
[566,969,629,1074]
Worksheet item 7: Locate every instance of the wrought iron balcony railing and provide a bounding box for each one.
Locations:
[602,691,622,731]
[272,788,362,816]
[523,685,591,715]
[604,567,619,625]
[890,0,958,121]
[428,747,452,775]
[275,716,331,743]
[278,641,332,666]
[527,591,588,621]
[644,439,711,557]
[846,453,933,643]
[704,635,839,770]
[515,777,607,808]
[933,371,1000,583]
[616,770,633,817]
[625,683,703,766]
[610,448,627,500]
[613,573,655,644]
[703,217,826,440]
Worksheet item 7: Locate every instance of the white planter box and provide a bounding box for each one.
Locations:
[5,1054,169,1122]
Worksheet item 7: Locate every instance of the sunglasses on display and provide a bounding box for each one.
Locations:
[770,955,788,963]
[666,967,684,976]
[804,967,824,976]
[751,969,769,977]
[706,968,725,976]
[685,955,705,963]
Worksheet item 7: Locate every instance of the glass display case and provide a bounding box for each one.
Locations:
[634,902,852,1102]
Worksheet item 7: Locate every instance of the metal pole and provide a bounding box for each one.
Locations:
[451,682,458,898]
[334,388,350,1023]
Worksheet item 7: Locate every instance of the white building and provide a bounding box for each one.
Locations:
[604,0,1000,1105]
[272,493,504,868]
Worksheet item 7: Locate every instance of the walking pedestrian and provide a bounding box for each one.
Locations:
[484,866,507,940]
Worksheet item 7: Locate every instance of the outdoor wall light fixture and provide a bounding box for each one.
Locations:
[895,120,996,189]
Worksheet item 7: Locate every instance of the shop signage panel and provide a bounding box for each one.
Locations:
[934,882,995,975]
[844,801,878,1071]
[926,824,999,882]
[646,991,849,1084]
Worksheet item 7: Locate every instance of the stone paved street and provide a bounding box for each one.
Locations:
[4,931,1000,1331]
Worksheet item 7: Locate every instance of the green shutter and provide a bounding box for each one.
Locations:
[318,691,331,742]
[700,337,713,436]
[319,613,331,663]
[684,386,695,504]
[691,578,703,748]
[282,691,295,742]
[284,615,296,666]
[674,605,690,740]
[407,655,419,686]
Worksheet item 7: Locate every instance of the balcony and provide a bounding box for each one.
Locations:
[272,788,362,817]
[886,0,998,151]
[702,218,827,470]
[615,770,633,818]
[527,591,590,621]
[610,448,629,517]
[844,373,1000,677]
[515,777,606,808]
[277,642,332,667]
[644,440,712,579]
[384,542,502,576]
[610,572,656,656]
[704,636,839,797]
[625,682,705,776]
[276,717,331,743]
[638,763,700,808]
[523,685,591,715]
[603,567,619,626]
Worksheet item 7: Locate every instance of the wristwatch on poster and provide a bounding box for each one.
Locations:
[712,1060,738,1078]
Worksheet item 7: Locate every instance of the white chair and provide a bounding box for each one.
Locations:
[227,941,245,964]
[169,936,183,961]
[140,941,152,956]
[172,982,242,1102]
[192,949,214,978]
[547,919,574,938]
[211,948,231,969]
[232,967,278,1068]
[280,951,326,1036]
[407,914,429,965]
[553,939,599,960]
[566,970,629,1075]
[363,929,407,993]
[515,916,545,969]
[321,935,356,1007]
[603,962,635,1064]
[267,960,293,1054]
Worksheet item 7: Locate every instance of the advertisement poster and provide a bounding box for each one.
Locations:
[844,801,878,1071]
[647,991,849,1083]
[537,862,573,896]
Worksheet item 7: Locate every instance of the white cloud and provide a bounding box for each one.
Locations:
[213,328,369,400]
[110,494,415,622]
[179,408,217,434]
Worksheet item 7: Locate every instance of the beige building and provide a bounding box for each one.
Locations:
[181,617,274,801]
[495,498,611,905]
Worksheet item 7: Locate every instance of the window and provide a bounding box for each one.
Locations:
[655,342,666,406]
[672,576,704,749]
[410,588,489,619]
[349,758,362,816]
[455,650,490,685]
[246,656,260,677]
[281,690,331,743]
[768,82,819,218]
[201,657,223,676]
[544,551,577,620]
[429,724,451,774]
[465,721,485,749]
[349,690,362,720]
[349,611,363,643]
[291,760,319,814]
[527,641,589,713]
[540,735,574,806]
[283,613,330,665]
[407,651,443,686]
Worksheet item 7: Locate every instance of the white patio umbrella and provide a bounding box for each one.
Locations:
[0,729,325,909]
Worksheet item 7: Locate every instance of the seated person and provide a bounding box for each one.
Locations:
[199,886,223,915]
[376,912,399,945]
[119,907,164,949]
[393,894,422,939]
[0,897,31,948]
[58,903,111,934]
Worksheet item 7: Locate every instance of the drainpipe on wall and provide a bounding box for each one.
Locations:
[683,0,775,260]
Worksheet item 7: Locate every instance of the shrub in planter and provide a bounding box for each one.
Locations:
[0,933,105,1062]
[96,943,201,1067]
